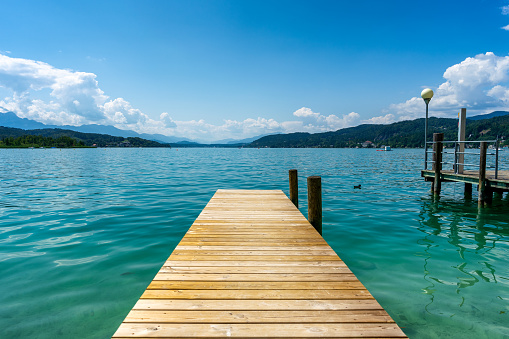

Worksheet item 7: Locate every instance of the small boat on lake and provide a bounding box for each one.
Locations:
[377,145,392,151]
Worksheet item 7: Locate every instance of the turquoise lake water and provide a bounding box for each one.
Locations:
[0,147,508,338]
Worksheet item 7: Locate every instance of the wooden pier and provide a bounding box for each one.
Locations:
[422,170,509,191]
[422,133,509,206]
[113,189,407,338]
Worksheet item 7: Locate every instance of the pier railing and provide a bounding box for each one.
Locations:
[425,138,501,179]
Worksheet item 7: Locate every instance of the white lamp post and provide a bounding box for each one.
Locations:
[421,88,434,169]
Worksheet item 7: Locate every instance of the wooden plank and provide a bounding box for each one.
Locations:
[113,323,407,337]
[188,226,315,230]
[115,337,405,339]
[113,189,407,338]
[153,273,356,281]
[175,246,333,251]
[177,241,330,246]
[140,289,373,300]
[185,231,321,236]
[171,250,337,256]
[167,255,341,261]
[164,260,344,267]
[183,235,322,239]
[147,281,365,290]
[132,299,385,311]
[124,310,395,323]
[159,266,349,274]
[192,221,311,225]
[178,238,328,243]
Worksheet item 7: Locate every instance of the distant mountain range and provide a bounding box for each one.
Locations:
[0,111,195,144]
[2,110,508,148]
[214,134,273,145]
[467,111,509,120]
[0,111,271,145]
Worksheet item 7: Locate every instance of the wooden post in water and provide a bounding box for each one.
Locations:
[307,176,322,235]
[432,133,444,196]
[465,183,472,197]
[478,141,488,207]
[289,169,298,207]
[457,108,467,174]
[493,189,503,200]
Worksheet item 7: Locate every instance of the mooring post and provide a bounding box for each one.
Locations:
[289,169,298,207]
[432,133,444,196]
[307,176,322,235]
[478,141,488,207]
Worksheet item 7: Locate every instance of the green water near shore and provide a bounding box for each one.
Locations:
[0,148,508,338]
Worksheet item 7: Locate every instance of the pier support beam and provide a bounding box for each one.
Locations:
[478,141,493,207]
[307,176,322,235]
[465,183,472,197]
[432,133,444,197]
[289,169,298,207]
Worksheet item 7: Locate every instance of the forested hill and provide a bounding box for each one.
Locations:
[249,115,509,148]
[0,126,170,147]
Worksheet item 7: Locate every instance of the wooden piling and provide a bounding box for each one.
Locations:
[432,133,444,196]
[494,189,503,200]
[457,108,467,174]
[465,183,472,196]
[485,183,493,205]
[478,141,487,207]
[307,176,322,235]
[289,169,298,207]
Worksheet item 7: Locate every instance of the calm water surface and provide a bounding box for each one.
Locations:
[0,148,508,338]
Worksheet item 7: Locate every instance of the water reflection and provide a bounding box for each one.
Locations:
[417,198,509,309]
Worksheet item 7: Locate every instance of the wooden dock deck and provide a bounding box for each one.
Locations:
[422,170,509,191]
[113,189,407,338]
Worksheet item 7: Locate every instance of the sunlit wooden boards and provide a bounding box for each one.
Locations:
[113,189,407,338]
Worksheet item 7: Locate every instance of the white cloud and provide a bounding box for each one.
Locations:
[488,85,509,102]
[0,54,358,142]
[160,112,177,128]
[501,5,509,30]
[375,52,509,123]
[0,54,160,129]
[103,98,147,125]
[291,107,360,132]
[173,110,360,142]
[293,107,319,118]
[363,114,396,124]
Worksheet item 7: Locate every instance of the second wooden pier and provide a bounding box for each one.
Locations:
[422,132,509,206]
[113,189,407,338]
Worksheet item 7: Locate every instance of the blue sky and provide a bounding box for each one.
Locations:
[1,0,509,142]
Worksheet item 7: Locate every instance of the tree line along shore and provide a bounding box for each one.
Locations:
[0,127,170,148]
